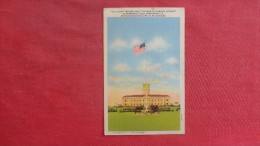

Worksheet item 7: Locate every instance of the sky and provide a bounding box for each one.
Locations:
[107,17,180,106]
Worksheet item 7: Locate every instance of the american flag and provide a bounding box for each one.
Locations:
[133,42,145,55]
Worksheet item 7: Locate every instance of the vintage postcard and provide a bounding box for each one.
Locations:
[104,8,185,135]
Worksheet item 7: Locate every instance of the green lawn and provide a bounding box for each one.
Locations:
[108,111,180,131]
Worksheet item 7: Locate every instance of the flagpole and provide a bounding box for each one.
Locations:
[133,41,148,113]
[144,40,148,113]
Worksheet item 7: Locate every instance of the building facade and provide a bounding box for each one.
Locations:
[122,83,171,106]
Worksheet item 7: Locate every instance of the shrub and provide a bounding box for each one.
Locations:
[122,106,136,112]
[108,107,117,112]
[158,106,171,112]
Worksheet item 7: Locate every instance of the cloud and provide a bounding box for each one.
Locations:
[165,57,178,64]
[113,63,130,72]
[110,37,169,52]
[108,75,179,98]
[147,37,170,51]
[108,75,160,85]
[159,73,176,79]
[136,60,161,73]
[110,38,127,51]
[130,38,142,46]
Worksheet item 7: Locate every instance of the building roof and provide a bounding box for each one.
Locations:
[123,94,170,98]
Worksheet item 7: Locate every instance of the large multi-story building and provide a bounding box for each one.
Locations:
[122,83,171,106]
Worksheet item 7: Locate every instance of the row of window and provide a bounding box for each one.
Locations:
[125,103,169,106]
[124,99,168,102]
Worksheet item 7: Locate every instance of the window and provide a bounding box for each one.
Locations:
[125,104,126,105]
[167,103,168,105]
[125,100,127,102]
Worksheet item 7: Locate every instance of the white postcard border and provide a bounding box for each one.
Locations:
[104,7,185,135]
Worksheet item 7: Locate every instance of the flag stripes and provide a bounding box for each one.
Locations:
[133,42,145,55]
